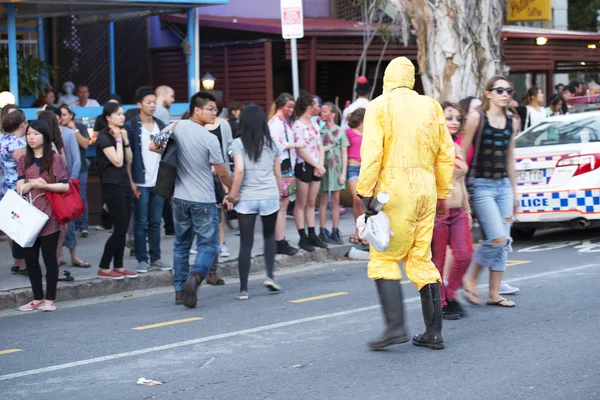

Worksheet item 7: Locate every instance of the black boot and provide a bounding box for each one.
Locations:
[413,283,445,350]
[319,228,336,244]
[442,304,460,321]
[368,279,410,350]
[309,231,328,249]
[183,272,203,309]
[329,228,344,245]
[447,299,467,318]
[298,236,315,252]
[277,239,298,256]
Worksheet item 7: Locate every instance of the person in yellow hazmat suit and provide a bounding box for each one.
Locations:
[356,57,455,351]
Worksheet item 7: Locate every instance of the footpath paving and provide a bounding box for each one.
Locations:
[0,212,366,310]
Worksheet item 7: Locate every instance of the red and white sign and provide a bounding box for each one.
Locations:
[280,0,304,39]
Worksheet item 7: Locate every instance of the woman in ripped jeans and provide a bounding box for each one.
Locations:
[460,76,519,308]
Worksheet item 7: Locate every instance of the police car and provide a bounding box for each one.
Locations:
[513,111,600,239]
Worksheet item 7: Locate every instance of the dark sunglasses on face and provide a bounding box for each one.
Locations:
[491,87,513,95]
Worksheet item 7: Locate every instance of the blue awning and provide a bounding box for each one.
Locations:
[5,0,227,19]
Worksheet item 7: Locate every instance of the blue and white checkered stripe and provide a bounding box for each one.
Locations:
[519,189,600,213]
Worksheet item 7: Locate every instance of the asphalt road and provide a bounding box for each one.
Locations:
[1,228,600,400]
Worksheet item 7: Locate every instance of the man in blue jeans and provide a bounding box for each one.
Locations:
[126,87,169,273]
[151,91,232,308]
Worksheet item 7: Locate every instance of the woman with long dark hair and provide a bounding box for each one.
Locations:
[37,110,64,156]
[267,92,305,256]
[516,86,547,131]
[59,105,91,238]
[224,104,282,300]
[291,94,327,252]
[460,76,518,308]
[95,103,138,280]
[16,120,70,312]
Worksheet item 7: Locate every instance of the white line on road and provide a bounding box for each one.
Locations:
[1,263,597,382]
[200,357,216,369]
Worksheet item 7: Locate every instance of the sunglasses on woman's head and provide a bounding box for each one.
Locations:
[491,87,513,95]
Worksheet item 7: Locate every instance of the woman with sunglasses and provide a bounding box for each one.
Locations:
[460,77,518,309]
[431,103,473,320]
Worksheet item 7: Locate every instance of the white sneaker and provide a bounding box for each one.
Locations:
[137,261,149,274]
[237,291,249,300]
[263,278,281,292]
[499,282,520,295]
[220,244,230,258]
[151,260,173,271]
[38,301,57,312]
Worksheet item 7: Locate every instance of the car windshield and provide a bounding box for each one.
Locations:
[515,117,600,148]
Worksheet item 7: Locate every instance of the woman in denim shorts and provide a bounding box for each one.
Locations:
[460,76,518,308]
[267,93,304,256]
[225,105,282,300]
[344,108,367,245]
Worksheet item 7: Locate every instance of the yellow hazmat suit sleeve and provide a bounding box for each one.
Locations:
[433,101,456,200]
[355,56,453,290]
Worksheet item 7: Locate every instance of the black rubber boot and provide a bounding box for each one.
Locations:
[368,279,410,350]
[413,283,445,350]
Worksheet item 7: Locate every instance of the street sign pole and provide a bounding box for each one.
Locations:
[281,0,304,99]
[290,38,300,99]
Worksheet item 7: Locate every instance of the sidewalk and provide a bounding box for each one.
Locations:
[0,211,364,310]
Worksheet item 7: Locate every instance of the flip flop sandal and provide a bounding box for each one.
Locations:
[58,270,74,282]
[72,261,91,268]
[463,288,481,306]
[487,299,516,308]
[10,265,19,274]
[349,237,360,244]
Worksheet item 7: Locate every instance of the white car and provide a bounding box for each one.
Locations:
[513,111,600,239]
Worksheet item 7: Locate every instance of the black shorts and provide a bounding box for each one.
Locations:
[295,162,321,183]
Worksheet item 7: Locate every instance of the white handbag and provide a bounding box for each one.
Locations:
[0,189,49,248]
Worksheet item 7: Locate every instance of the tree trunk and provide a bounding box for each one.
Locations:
[389,0,505,101]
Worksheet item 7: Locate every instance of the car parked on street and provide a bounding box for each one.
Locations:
[513,111,600,239]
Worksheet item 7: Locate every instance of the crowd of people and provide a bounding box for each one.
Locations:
[0,59,589,352]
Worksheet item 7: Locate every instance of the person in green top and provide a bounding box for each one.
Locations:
[318,102,349,244]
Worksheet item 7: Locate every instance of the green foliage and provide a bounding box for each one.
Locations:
[568,0,600,31]
[0,47,54,97]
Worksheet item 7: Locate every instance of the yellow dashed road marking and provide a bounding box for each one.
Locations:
[506,260,532,267]
[0,349,22,355]
[290,292,348,303]
[132,317,203,331]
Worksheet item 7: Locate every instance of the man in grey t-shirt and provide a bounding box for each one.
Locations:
[152,91,231,309]
[155,85,175,125]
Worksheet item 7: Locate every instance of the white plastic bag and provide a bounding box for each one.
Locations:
[356,211,394,252]
[0,190,49,248]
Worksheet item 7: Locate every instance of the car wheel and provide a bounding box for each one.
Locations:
[511,227,536,241]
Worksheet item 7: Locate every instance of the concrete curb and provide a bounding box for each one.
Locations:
[0,243,362,311]
[0,227,484,311]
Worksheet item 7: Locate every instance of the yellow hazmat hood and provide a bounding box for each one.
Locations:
[383,56,415,93]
